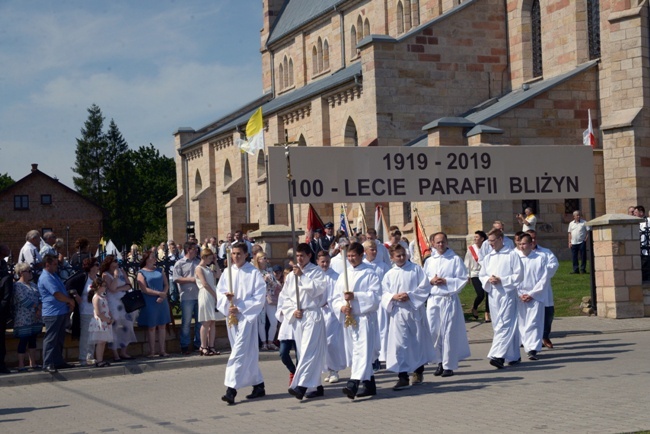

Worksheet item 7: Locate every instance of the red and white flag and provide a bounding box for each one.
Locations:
[583,109,596,148]
[374,205,389,243]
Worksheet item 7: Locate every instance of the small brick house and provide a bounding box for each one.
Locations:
[0,164,104,261]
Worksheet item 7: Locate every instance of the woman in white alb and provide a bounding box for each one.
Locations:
[196,248,222,356]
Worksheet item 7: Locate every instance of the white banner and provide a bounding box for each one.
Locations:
[268,146,595,204]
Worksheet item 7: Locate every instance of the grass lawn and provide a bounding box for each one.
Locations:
[460,260,592,321]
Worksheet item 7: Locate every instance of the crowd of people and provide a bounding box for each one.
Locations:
[0,205,647,393]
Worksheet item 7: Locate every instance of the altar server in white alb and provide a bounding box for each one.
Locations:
[381,244,435,390]
[331,242,381,399]
[421,232,471,377]
[281,243,328,400]
[317,251,346,384]
[479,228,524,369]
[216,242,267,405]
[362,240,391,369]
[515,234,549,361]
[527,230,559,349]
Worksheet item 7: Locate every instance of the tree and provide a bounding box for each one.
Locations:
[104,144,176,247]
[73,104,107,203]
[0,173,15,191]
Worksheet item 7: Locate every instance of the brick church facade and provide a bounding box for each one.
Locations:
[167,0,649,255]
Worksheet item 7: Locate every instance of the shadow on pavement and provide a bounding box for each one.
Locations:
[0,405,68,417]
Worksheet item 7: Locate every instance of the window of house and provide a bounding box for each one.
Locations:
[397,2,405,34]
[403,202,412,224]
[14,195,29,210]
[41,194,52,205]
[521,199,539,215]
[564,199,580,215]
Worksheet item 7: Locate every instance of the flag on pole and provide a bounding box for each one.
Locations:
[411,211,431,266]
[583,109,596,148]
[374,205,389,243]
[236,107,265,155]
[339,205,352,236]
[305,204,325,243]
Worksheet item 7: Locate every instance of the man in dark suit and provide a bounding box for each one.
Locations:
[309,229,324,264]
[320,222,335,252]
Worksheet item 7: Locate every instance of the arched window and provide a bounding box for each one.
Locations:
[410,0,420,27]
[289,58,294,86]
[256,151,265,178]
[224,159,232,185]
[587,0,600,59]
[351,25,357,55]
[344,117,358,147]
[531,0,543,77]
[317,37,323,73]
[364,18,370,37]
[323,39,330,70]
[312,46,318,75]
[194,169,202,193]
[397,2,405,34]
[298,134,307,147]
[283,56,289,88]
[357,16,364,40]
[278,63,284,89]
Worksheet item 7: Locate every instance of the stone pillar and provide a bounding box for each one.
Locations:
[248,225,304,267]
[588,214,644,318]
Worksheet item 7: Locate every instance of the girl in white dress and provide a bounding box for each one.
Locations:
[88,278,114,367]
[196,249,222,356]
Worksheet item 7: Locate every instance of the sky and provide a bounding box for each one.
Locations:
[0,0,263,187]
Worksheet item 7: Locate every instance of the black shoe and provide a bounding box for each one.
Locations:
[372,359,380,372]
[433,363,444,376]
[393,377,411,391]
[581,270,588,274]
[0,366,11,374]
[569,271,578,274]
[489,358,505,369]
[43,365,58,374]
[288,386,307,400]
[356,377,377,398]
[527,350,538,361]
[441,369,454,377]
[342,380,358,400]
[508,358,521,366]
[305,386,324,399]
[246,383,266,400]
[221,387,237,405]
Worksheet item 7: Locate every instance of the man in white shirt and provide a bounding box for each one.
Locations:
[634,206,649,282]
[567,210,590,274]
[19,230,43,278]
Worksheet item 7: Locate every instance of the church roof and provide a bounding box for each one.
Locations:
[267,0,346,46]
[413,59,600,144]
[180,62,362,151]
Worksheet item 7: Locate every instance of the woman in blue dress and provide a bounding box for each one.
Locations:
[137,250,171,357]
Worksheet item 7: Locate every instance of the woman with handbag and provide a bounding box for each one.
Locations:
[100,255,137,361]
[137,250,171,357]
[12,262,43,371]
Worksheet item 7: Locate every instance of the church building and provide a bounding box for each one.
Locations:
[167,0,648,256]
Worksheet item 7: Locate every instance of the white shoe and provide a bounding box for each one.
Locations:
[328,372,339,383]
[323,376,330,383]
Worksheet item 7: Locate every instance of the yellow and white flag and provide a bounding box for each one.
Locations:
[236,107,265,155]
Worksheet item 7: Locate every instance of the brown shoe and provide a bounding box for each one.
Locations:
[543,338,554,349]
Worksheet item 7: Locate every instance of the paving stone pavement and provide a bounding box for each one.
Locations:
[1,316,650,433]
